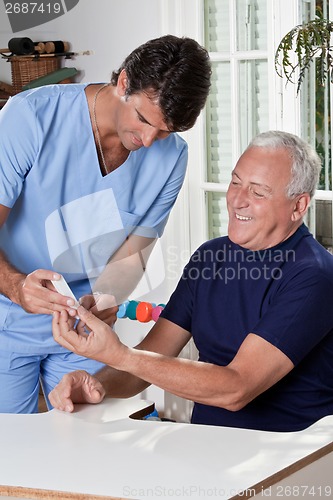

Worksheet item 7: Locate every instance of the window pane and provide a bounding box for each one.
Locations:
[206,62,232,183]
[315,73,331,190]
[207,192,228,239]
[204,0,230,52]
[300,0,332,190]
[315,200,333,251]
[204,0,269,241]
[237,0,267,51]
[239,59,269,151]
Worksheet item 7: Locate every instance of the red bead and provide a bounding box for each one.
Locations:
[136,302,153,322]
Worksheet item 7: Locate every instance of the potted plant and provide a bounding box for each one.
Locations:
[275,16,333,94]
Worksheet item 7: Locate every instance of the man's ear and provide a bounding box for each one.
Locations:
[117,69,128,96]
[291,193,311,221]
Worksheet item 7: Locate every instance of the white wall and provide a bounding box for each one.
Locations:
[0,0,163,82]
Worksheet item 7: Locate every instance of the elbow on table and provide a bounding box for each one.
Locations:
[213,388,254,412]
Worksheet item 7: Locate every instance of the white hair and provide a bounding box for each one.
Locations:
[248,131,321,198]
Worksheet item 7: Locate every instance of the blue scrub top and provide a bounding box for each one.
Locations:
[0,84,188,352]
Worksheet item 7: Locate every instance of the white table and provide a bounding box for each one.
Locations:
[0,398,332,499]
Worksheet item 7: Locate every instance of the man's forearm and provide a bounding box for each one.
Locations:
[94,363,150,398]
[112,347,245,411]
[0,250,25,304]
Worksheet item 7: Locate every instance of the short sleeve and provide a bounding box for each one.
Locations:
[252,265,333,365]
[0,94,38,207]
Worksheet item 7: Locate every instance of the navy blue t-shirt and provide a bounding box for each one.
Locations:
[161,224,333,431]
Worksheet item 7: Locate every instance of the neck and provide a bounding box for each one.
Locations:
[92,84,112,175]
[88,84,128,175]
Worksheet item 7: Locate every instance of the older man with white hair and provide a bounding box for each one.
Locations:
[51,131,333,432]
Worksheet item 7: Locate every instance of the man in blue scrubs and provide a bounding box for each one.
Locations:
[0,35,211,413]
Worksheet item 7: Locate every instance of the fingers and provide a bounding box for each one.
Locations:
[52,310,86,351]
[49,370,106,412]
[49,294,78,319]
[79,294,118,327]
[76,305,106,331]
[53,306,118,366]
[52,308,102,354]
[33,269,61,281]
[49,377,75,413]
[91,306,118,327]
[76,320,88,336]
[49,371,81,412]
[79,294,95,309]
[48,275,78,315]
[19,270,78,316]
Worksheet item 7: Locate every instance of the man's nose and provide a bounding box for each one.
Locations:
[231,186,249,207]
[141,127,159,147]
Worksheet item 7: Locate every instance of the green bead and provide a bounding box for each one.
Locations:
[126,300,139,320]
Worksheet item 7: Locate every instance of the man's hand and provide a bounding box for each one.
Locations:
[16,270,78,316]
[52,306,127,367]
[79,293,118,327]
[49,370,105,412]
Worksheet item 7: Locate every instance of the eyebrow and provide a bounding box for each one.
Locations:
[231,170,272,193]
[136,109,171,134]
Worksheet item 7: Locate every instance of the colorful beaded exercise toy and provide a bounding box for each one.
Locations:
[117,300,166,322]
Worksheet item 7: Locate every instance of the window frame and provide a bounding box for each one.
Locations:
[177,0,301,252]
[162,0,331,253]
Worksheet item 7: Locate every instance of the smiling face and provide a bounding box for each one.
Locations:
[115,70,171,151]
[226,146,310,251]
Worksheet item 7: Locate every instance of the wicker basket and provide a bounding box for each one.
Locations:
[9,55,61,94]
